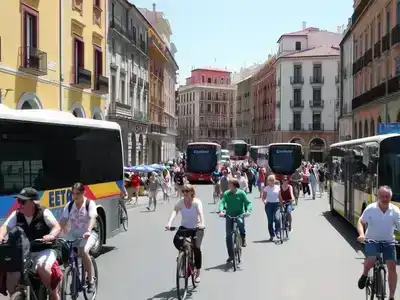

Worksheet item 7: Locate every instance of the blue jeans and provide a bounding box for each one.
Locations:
[225,217,245,258]
[365,241,397,261]
[265,202,281,238]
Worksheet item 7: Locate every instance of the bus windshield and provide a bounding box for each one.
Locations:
[250,148,257,162]
[268,144,302,175]
[234,144,247,156]
[187,146,217,173]
[379,137,400,202]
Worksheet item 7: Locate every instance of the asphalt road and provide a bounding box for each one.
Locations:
[2,185,399,299]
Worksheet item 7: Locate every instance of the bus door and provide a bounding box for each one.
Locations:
[344,155,355,223]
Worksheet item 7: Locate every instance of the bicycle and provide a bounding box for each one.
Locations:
[167,227,200,300]
[362,239,396,300]
[279,202,291,244]
[118,197,128,231]
[60,238,99,300]
[0,239,56,300]
[222,214,244,272]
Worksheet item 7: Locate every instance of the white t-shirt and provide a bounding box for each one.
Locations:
[4,209,56,229]
[61,199,97,236]
[238,176,247,190]
[263,185,280,203]
[175,198,203,229]
[360,202,400,241]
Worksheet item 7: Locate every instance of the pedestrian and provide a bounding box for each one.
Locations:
[262,174,281,241]
[147,172,160,211]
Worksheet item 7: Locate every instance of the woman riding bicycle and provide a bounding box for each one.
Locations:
[279,176,295,232]
[165,184,205,283]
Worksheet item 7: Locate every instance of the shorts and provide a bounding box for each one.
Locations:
[31,249,58,270]
[364,241,397,261]
[65,232,98,254]
[257,182,264,189]
[148,190,157,198]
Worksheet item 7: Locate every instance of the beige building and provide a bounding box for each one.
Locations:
[235,76,254,143]
[177,68,235,150]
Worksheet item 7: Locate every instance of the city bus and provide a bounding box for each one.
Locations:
[186,142,221,182]
[328,134,400,231]
[268,143,303,175]
[227,140,249,160]
[0,107,124,257]
[249,145,269,168]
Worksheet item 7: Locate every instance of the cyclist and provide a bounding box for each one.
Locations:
[219,168,230,198]
[211,166,222,199]
[356,185,400,300]
[218,178,252,262]
[0,187,62,299]
[59,183,98,294]
[165,184,205,283]
[279,176,295,231]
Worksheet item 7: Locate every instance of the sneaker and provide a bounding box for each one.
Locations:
[87,281,95,293]
[268,236,274,242]
[194,270,201,283]
[241,236,247,247]
[226,257,233,263]
[358,274,368,289]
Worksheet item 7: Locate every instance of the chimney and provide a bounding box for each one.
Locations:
[152,3,156,12]
[302,21,306,30]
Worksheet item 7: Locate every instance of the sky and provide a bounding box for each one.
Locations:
[131,0,354,84]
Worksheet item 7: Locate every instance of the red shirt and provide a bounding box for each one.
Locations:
[130,174,140,188]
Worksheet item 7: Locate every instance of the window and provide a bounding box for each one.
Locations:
[121,78,125,104]
[201,75,205,83]
[93,47,102,79]
[293,65,302,79]
[111,3,115,21]
[313,64,322,79]
[354,40,358,60]
[0,120,123,196]
[386,6,391,34]
[370,22,374,45]
[207,92,211,100]
[313,88,321,102]
[22,7,38,50]
[397,0,400,25]
[293,112,301,130]
[294,89,301,103]
[365,30,369,50]
[73,38,84,82]
[214,104,219,113]
[295,41,301,50]
[200,91,204,99]
[377,15,382,40]
[207,78,211,83]
[207,104,212,112]
[215,93,219,100]
[94,0,100,7]
[312,113,321,128]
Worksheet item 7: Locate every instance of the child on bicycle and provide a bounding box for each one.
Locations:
[279,176,295,231]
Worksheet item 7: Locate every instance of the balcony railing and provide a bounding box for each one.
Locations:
[351,0,370,25]
[374,41,381,58]
[94,75,108,94]
[290,76,304,85]
[149,123,166,134]
[133,110,148,122]
[388,75,400,95]
[310,76,324,84]
[289,123,304,131]
[352,82,386,111]
[290,100,304,108]
[364,48,373,66]
[309,123,324,131]
[391,25,400,46]
[18,46,47,76]
[71,67,92,89]
[309,100,324,108]
[382,33,390,52]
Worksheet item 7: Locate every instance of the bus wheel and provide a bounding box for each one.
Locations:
[91,214,105,258]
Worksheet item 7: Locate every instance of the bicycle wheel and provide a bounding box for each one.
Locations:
[189,250,197,289]
[279,213,285,244]
[284,213,290,239]
[83,256,99,300]
[10,291,25,300]
[375,267,386,299]
[176,251,189,300]
[365,276,374,300]
[235,229,242,264]
[61,266,79,300]
[119,204,128,231]
[232,230,238,271]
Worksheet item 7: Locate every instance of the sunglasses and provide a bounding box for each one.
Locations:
[17,198,28,205]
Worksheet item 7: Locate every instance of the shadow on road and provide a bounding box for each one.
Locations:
[321,211,362,252]
[204,262,234,272]
[147,287,195,300]
[252,239,273,244]
[100,245,116,255]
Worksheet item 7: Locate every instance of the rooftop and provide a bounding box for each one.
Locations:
[282,45,340,58]
[192,67,231,73]
[277,27,320,42]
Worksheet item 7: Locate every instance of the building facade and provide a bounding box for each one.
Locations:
[339,23,354,141]
[107,0,149,166]
[252,55,277,145]
[275,25,342,161]
[177,68,235,149]
[235,76,253,143]
[0,0,108,118]
[344,0,400,139]
[140,5,179,161]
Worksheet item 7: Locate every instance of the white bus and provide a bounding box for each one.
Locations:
[249,145,269,168]
[0,106,124,256]
[329,134,400,230]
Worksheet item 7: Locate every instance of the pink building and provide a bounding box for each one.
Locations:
[177,68,235,149]
[348,0,400,138]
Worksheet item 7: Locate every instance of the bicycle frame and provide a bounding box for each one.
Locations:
[66,239,86,295]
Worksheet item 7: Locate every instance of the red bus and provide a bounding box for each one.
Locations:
[227,140,249,160]
[186,142,221,182]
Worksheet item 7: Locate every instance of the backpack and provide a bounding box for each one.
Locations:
[5,226,32,272]
[68,200,90,214]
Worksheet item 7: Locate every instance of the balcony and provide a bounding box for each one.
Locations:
[352,82,386,110]
[382,33,390,52]
[363,48,372,66]
[109,19,125,36]
[309,100,324,109]
[310,76,324,85]
[309,123,324,131]
[290,100,304,110]
[133,110,148,122]
[391,25,400,46]
[335,75,339,84]
[351,0,370,25]
[94,75,108,94]
[149,123,167,134]
[290,76,304,85]
[388,75,400,95]
[373,41,381,58]
[108,101,131,118]
[18,46,47,76]
[166,127,178,136]
[71,67,92,89]
[289,123,304,131]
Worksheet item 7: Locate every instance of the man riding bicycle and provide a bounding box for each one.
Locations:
[218,178,252,262]
[356,185,400,300]
[211,166,223,199]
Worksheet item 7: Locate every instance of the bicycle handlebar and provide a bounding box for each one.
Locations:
[361,239,398,245]
[167,227,204,231]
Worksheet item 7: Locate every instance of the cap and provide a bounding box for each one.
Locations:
[15,187,40,203]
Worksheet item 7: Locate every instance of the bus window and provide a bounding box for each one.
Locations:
[379,136,400,202]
